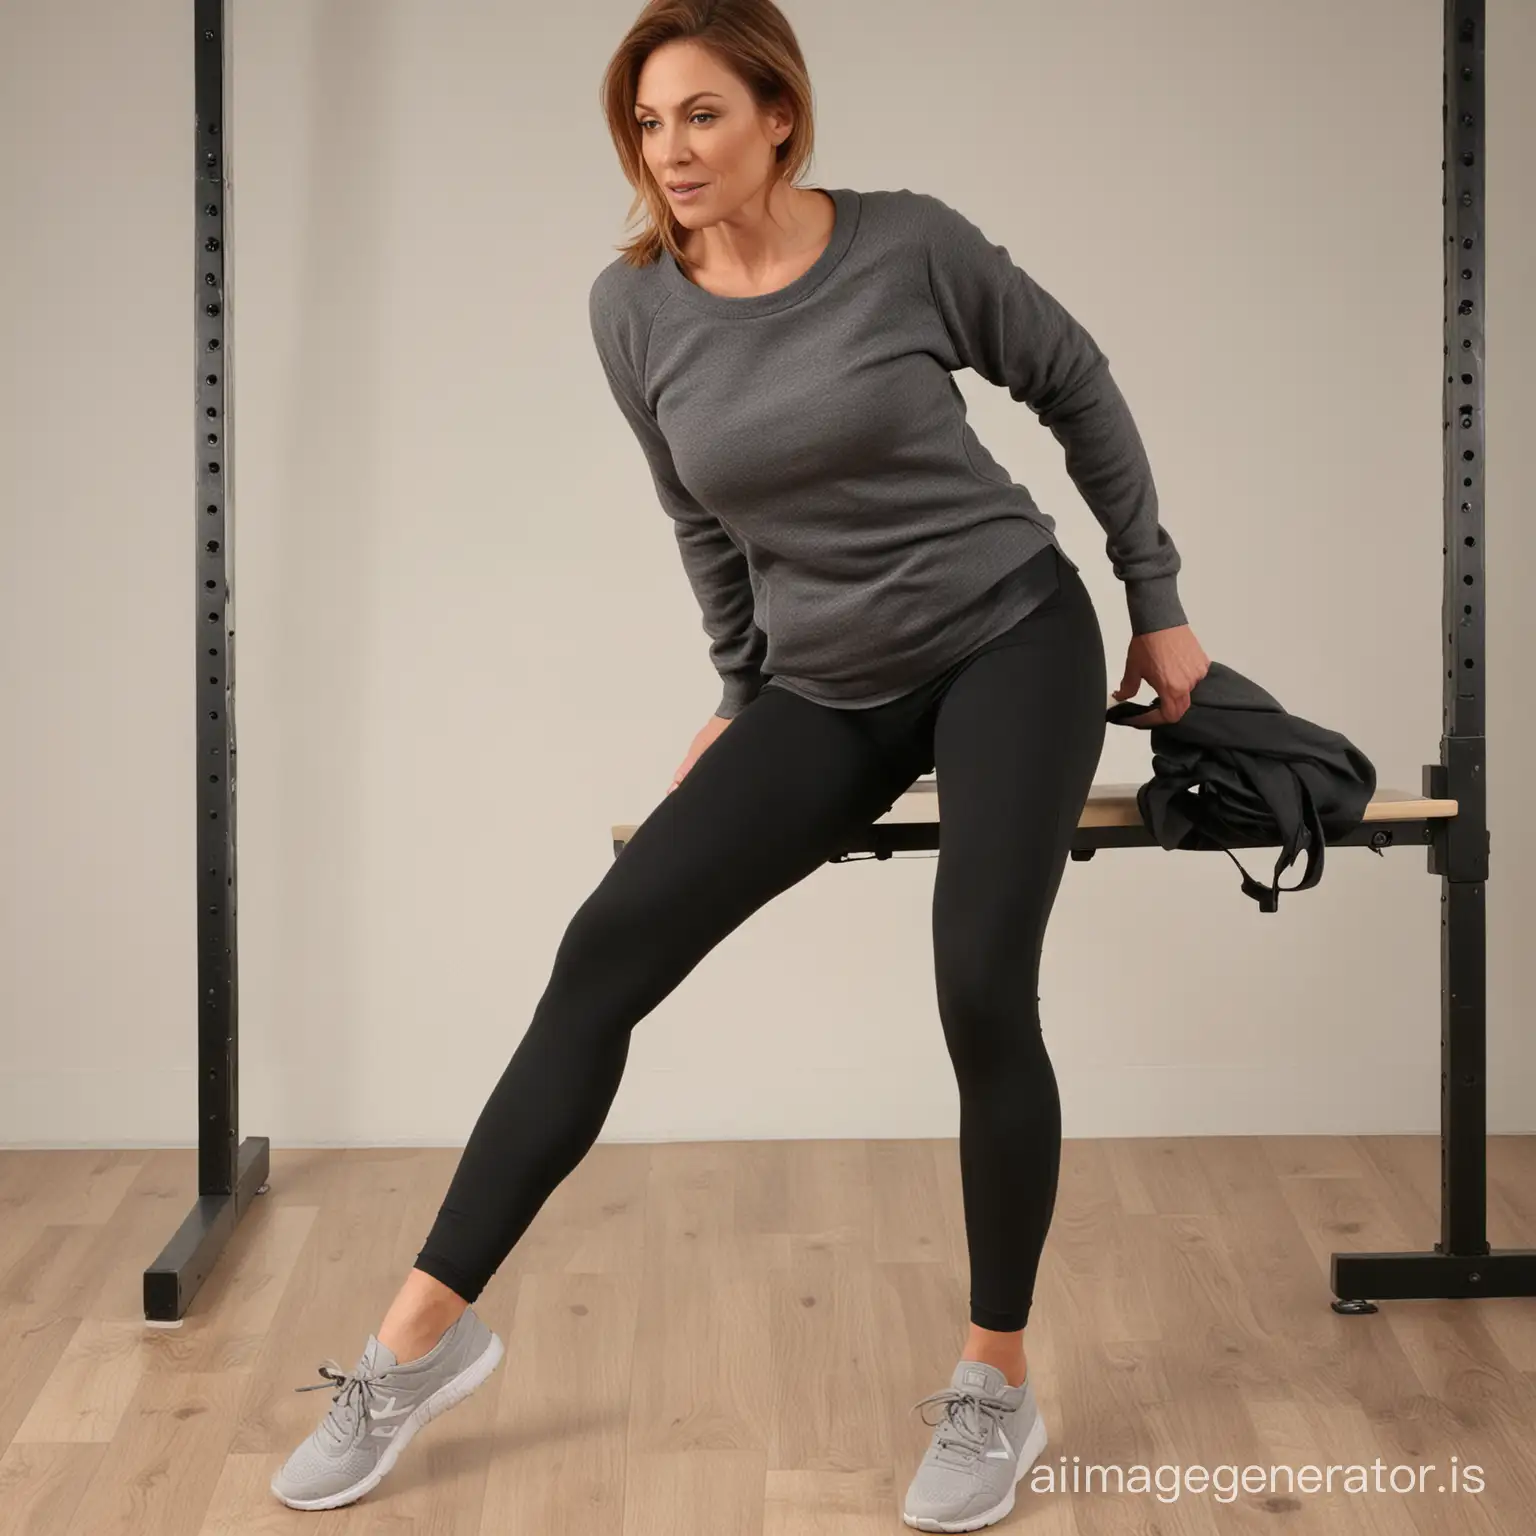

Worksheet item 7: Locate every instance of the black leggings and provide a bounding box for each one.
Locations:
[415,545,1107,1332]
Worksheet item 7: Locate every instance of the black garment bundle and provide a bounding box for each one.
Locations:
[1104,659,1378,913]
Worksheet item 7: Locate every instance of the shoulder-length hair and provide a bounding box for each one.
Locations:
[598,0,818,269]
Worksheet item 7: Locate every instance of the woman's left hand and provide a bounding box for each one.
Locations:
[1113,624,1212,726]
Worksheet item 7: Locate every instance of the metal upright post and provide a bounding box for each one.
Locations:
[1331,0,1534,1308]
[143,0,269,1322]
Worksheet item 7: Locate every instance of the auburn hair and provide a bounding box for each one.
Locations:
[598,0,819,268]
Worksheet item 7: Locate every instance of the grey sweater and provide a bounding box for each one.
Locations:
[588,185,1186,720]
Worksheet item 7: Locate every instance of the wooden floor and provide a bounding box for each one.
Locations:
[0,1135,1532,1534]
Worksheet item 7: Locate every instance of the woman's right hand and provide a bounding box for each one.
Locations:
[668,713,733,793]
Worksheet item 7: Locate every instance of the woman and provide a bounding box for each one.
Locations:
[272,0,1211,1526]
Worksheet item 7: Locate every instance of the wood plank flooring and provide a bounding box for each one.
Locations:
[0,1135,1531,1533]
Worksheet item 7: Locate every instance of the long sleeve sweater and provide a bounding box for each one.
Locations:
[588,185,1186,720]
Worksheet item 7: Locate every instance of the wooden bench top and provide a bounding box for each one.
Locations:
[612,784,1456,846]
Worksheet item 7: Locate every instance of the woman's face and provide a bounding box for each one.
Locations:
[632,40,788,225]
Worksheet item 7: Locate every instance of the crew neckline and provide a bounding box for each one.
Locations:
[659,186,860,318]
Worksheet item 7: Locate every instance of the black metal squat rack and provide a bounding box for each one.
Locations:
[144,0,1532,1321]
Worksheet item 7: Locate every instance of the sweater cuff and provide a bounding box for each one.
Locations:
[715,678,763,720]
[1125,574,1188,636]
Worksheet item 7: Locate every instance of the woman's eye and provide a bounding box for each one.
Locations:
[639,112,715,130]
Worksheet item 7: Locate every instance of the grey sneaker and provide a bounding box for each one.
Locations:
[902,1359,1048,1532]
[270,1305,505,1511]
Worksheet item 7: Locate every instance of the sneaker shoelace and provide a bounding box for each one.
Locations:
[910,1387,1013,1463]
[294,1357,390,1452]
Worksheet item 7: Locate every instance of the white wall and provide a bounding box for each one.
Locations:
[2,0,1532,1149]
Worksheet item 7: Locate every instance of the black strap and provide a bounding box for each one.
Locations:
[1220,775,1326,913]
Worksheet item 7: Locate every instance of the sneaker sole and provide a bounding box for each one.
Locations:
[901,1410,1048,1533]
[271,1329,506,1511]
